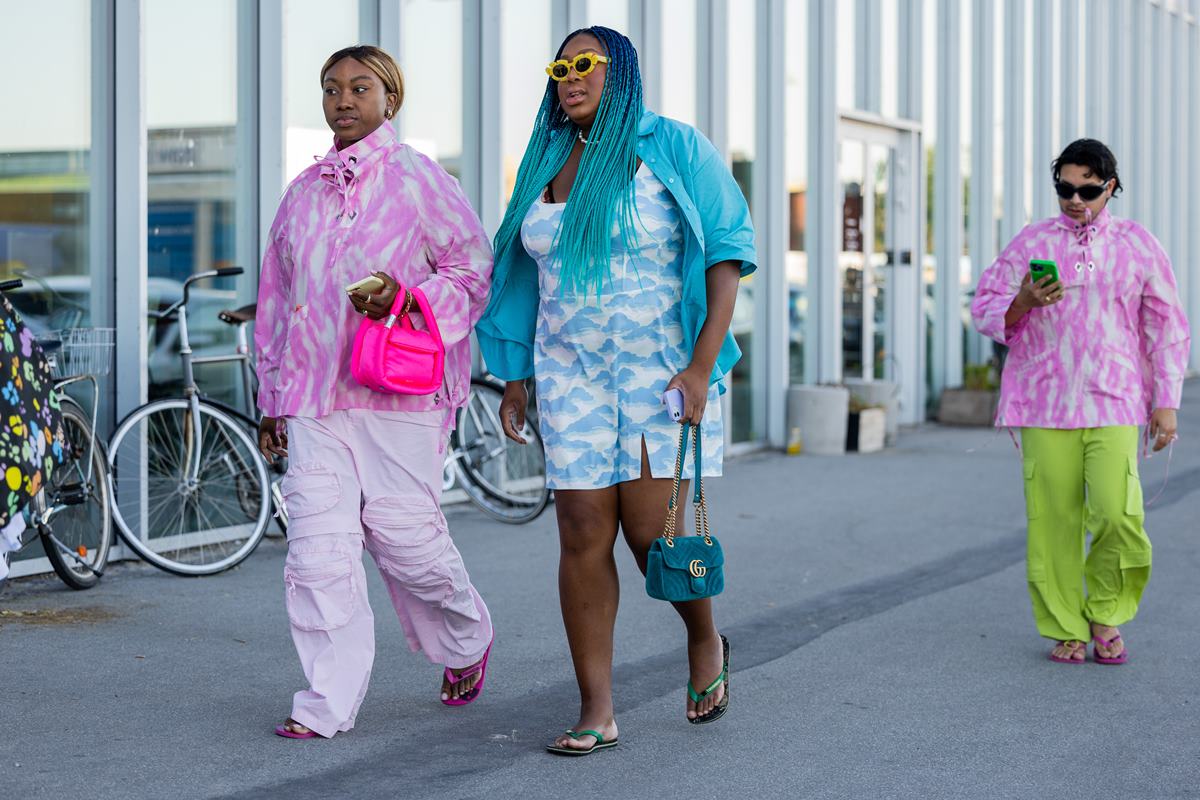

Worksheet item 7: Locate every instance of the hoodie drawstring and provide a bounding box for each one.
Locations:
[316,152,361,224]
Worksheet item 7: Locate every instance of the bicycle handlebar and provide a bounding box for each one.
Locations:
[152,267,245,320]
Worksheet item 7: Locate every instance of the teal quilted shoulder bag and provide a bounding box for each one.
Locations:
[645,423,724,602]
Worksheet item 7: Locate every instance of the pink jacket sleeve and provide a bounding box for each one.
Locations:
[254,198,294,418]
[971,231,1030,345]
[1136,230,1191,410]
[411,164,494,347]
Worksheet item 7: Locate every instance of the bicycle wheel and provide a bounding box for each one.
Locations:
[40,397,113,590]
[452,379,550,524]
[108,398,269,575]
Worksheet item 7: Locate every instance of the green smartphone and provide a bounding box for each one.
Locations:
[1029,259,1059,285]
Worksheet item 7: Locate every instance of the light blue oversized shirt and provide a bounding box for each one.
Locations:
[476,110,758,387]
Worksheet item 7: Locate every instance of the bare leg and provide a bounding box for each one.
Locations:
[618,441,725,720]
[551,486,622,751]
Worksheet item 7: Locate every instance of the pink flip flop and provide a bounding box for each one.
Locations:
[442,640,493,706]
[274,722,321,739]
[1092,633,1129,665]
[1049,641,1086,664]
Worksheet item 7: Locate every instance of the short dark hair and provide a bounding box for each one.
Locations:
[1052,138,1123,196]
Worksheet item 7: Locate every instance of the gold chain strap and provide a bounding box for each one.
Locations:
[399,288,415,318]
[661,424,714,548]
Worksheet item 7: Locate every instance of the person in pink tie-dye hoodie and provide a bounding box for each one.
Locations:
[971,139,1189,667]
[255,46,495,739]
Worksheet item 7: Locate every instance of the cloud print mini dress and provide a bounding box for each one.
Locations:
[522,165,723,490]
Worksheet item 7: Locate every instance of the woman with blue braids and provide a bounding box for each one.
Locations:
[477,26,756,754]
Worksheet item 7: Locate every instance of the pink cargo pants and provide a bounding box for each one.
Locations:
[280,409,492,738]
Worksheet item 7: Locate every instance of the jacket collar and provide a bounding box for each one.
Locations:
[1054,206,1111,247]
[1053,205,1112,233]
[325,122,397,174]
[637,109,659,137]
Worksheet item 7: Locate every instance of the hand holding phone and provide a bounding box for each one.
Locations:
[345,275,386,295]
[1029,259,1059,286]
[663,387,685,422]
[1017,259,1065,311]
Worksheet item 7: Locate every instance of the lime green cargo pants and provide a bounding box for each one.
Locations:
[1019,426,1152,643]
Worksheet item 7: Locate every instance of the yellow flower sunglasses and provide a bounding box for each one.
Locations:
[545,52,611,81]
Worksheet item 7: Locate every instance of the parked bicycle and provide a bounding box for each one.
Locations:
[446,375,550,524]
[0,279,114,590]
[107,267,550,579]
[107,267,274,576]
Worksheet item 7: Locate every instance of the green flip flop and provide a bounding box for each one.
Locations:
[545,729,619,756]
[687,634,730,725]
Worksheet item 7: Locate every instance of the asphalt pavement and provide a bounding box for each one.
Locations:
[2,381,1198,800]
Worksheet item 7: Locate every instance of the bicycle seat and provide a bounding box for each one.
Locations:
[218,303,257,325]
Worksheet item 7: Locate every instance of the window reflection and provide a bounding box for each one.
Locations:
[285,0,360,182]
[660,0,697,124]
[922,0,938,412]
[787,0,808,386]
[836,0,855,109]
[402,0,464,177]
[0,1,94,339]
[501,0,552,212]
[881,0,899,118]
[840,140,866,379]
[728,0,756,443]
[959,0,973,365]
[145,0,242,405]
[586,0,628,32]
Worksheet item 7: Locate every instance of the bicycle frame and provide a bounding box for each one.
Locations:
[187,309,258,421]
[160,272,260,486]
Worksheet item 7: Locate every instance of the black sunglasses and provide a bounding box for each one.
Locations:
[1054,180,1109,201]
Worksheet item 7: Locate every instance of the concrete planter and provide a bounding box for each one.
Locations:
[846,407,887,453]
[786,385,850,455]
[844,378,900,445]
[937,388,999,426]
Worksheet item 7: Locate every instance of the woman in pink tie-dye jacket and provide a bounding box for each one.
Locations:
[255,46,495,740]
[971,139,1189,667]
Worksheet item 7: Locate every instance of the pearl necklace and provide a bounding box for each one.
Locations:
[577,129,589,145]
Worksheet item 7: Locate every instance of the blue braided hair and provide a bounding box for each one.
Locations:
[493,26,644,297]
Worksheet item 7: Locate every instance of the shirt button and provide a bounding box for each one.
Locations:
[668,177,675,184]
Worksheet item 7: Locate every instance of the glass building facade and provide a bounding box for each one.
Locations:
[1,1,1197,516]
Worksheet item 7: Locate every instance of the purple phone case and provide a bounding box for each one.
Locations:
[663,388,684,421]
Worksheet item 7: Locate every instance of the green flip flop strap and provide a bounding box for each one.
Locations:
[687,670,727,703]
[566,729,605,745]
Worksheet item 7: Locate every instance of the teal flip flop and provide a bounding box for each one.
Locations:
[545,729,619,756]
[687,634,730,725]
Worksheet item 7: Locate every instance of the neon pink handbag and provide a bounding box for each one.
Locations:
[350,284,445,395]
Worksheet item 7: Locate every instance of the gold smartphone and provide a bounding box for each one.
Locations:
[345,275,385,294]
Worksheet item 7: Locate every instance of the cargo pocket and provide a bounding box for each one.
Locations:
[1119,548,1151,571]
[1022,459,1040,519]
[1123,457,1144,517]
[281,465,342,519]
[284,550,355,631]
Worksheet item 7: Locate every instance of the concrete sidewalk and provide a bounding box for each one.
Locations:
[2,382,1198,799]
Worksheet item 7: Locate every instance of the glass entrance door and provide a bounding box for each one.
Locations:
[837,120,909,383]
[837,118,918,401]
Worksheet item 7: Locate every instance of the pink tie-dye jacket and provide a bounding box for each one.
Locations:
[255,124,493,421]
[971,208,1190,429]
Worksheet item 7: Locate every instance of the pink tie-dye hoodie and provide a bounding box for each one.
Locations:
[255,124,493,422]
[971,208,1190,428]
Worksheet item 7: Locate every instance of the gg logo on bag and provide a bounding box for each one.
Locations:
[688,559,707,578]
